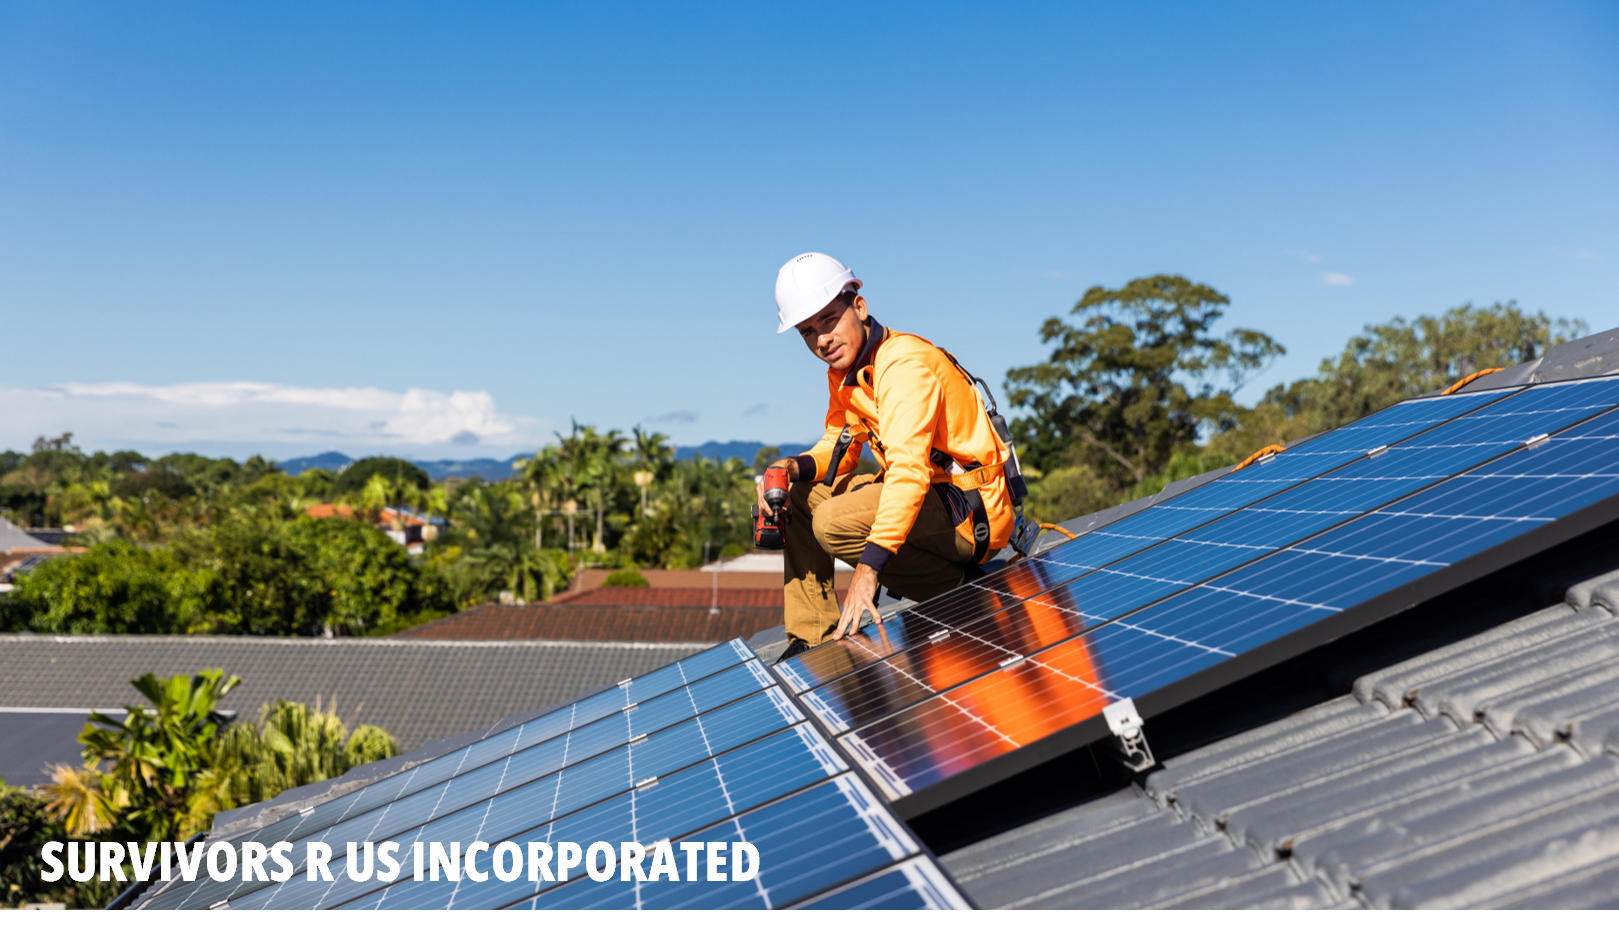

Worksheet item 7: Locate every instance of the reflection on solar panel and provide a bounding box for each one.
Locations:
[830,377,1619,813]
[796,378,1619,737]
[775,387,1508,693]
[144,639,967,910]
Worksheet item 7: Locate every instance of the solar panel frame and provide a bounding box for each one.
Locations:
[834,374,1619,818]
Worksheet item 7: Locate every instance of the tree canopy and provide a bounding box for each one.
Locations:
[1006,275,1283,486]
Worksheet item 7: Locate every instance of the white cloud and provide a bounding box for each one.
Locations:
[1287,249,1322,263]
[0,381,550,457]
[1322,272,1354,287]
[647,409,699,424]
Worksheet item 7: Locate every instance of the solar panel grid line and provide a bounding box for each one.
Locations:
[776,388,1520,694]
[219,688,810,910]
[800,378,1619,744]
[149,662,790,910]
[343,724,853,910]
[854,383,1619,817]
[507,773,919,910]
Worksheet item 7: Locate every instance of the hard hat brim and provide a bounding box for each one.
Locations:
[776,279,862,334]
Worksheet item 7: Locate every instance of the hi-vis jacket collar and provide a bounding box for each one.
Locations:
[842,318,888,388]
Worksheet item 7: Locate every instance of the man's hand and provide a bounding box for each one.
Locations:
[835,563,882,640]
[756,458,798,516]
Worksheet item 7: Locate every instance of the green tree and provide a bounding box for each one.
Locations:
[332,457,431,498]
[1,784,122,908]
[1215,302,1588,457]
[187,698,397,827]
[1006,275,1284,489]
[0,541,218,634]
[44,670,241,842]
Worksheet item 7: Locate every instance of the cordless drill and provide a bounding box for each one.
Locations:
[752,466,791,549]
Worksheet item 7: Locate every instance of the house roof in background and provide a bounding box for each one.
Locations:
[550,587,783,607]
[0,709,123,788]
[940,566,1619,909]
[0,635,708,753]
[395,602,781,644]
[0,516,53,553]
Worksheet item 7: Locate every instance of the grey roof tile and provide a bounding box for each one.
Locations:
[1496,856,1619,908]
[1162,862,1333,909]
[939,788,1162,885]
[1033,838,1256,909]
[1352,603,1596,709]
[1482,658,1619,747]
[1419,618,1619,726]
[1235,728,1523,856]
[943,562,1619,908]
[1361,781,1619,908]
[0,634,709,751]
[1169,712,1449,833]
[1144,697,1391,803]
[1562,566,1619,611]
[1313,751,1619,900]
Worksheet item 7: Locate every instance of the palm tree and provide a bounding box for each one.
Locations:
[44,670,240,841]
[555,422,627,554]
[630,426,674,515]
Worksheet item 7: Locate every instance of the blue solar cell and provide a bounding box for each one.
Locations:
[221,687,806,910]
[156,660,777,912]
[795,859,970,910]
[836,384,1619,802]
[796,379,1619,737]
[776,389,1508,693]
[340,724,848,910]
[511,775,914,910]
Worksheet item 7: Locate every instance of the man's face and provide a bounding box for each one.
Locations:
[796,294,869,372]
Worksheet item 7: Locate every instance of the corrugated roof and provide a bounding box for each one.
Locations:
[941,567,1619,909]
[394,602,781,643]
[0,634,707,752]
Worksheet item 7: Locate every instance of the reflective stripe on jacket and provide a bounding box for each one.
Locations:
[791,317,1014,570]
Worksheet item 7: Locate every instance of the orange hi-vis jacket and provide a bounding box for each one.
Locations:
[791,318,1016,571]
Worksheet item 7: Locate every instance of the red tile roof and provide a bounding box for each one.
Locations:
[549,587,783,607]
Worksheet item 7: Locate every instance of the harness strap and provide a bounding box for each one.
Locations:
[965,487,991,563]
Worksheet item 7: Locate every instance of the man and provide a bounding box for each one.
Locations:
[760,252,1018,662]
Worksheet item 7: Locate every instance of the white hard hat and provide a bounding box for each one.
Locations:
[774,252,862,334]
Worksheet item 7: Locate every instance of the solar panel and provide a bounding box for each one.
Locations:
[794,859,972,910]
[510,775,918,910]
[147,652,786,910]
[796,377,1619,738]
[776,388,1508,693]
[344,723,853,910]
[833,377,1619,814]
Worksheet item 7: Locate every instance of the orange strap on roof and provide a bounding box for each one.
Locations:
[1440,367,1505,395]
[1232,444,1286,472]
[1039,523,1078,540]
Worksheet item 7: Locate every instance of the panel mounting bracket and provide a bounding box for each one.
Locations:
[1101,698,1156,773]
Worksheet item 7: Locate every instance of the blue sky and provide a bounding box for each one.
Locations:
[1,1,1615,461]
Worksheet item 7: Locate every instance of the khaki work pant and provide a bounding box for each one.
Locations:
[783,472,978,646]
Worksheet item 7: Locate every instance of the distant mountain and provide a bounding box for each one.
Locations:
[277,451,354,476]
[277,451,525,482]
[277,444,815,480]
[413,455,528,482]
[673,441,813,463]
